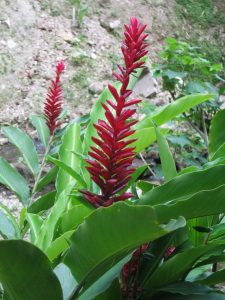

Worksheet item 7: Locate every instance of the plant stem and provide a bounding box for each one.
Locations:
[71,6,76,31]
[139,153,157,178]
[169,91,208,146]
[30,135,54,202]
[212,262,218,272]
[183,112,208,146]
[201,109,208,146]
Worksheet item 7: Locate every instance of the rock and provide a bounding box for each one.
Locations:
[21,88,29,99]
[88,40,96,46]
[89,82,104,94]
[1,18,11,29]
[109,19,121,30]
[90,52,97,59]
[7,39,17,49]
[59,31,74,44]
[152,91,170,106]
[100,19,121,31]
[0,138,8,145]
[133,71,159,99]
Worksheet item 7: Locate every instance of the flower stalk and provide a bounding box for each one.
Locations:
[31,62,65,201]
[82,17,148,207]
[44,61,65,135]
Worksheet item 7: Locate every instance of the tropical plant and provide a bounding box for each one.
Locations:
[153,37,224,145]
[0,61,65,239]
[1,16,225,300]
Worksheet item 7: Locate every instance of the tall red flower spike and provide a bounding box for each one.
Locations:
[44,61,65,135]
[82,17,148,208]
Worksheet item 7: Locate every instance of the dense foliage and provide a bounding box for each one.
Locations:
[0,17,225,300]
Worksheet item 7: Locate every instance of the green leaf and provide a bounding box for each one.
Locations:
[58,204,93,234]
[54,263,77,300]
[158,293,225,300]
[36,187,72,251]
[45,200,93,260]
[137,180,154,194]
[139,165,225,206]
[211,143,225,161]
[30,114,50,147]
[185,82,209,94]
[188,217,211,247]
[94,279,122,300]
[64,202,186,294]
[142,243,224,290]
[0,157,30,205]
[209,223,225,241]
[132,127,169,153]
[155,126,177,181]
[0,203,20,239]
[76,258,127,300]
[35,166,58,193]
[28,190,56,214]
[138,233,175,287]
[48,156,87,188]
[167,134,190,147]
[19,207,27,229]
[179,166,198,175]
[26,213,43,244]
[56,123,82,194]
[156,282,213,295]
[0,240,63,300]
[164,69,187,79]
[209,110,225,159]
[200,268,225,285]
[46,230,74,261]
[137,94,213,129]
[155,184,225,223]
[2,126,40,176]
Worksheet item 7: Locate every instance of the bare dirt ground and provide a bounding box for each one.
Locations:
[0,0,183,124]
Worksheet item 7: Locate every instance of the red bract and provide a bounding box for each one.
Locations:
[121,243,148,298]
[43,61,65,135]
[82,17,148,207]
[163,245,175,259]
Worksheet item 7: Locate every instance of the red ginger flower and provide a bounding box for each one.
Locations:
[44,61,65,135]
[82,17,148,208]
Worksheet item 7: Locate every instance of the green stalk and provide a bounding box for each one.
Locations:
[30,134,54,203]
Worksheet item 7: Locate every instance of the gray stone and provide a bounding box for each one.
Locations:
[7,39,17,49]
[89,82,104,94]
[0,138,8,145]
[133,71,159,99]
[100,19,121,31]
[59,31,74,44]
[109,19,121,30]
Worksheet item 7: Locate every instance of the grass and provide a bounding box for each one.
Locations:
[72,68,89,89]
[176,0,225,27]
[175,0,225,64]
[107,53,121,71]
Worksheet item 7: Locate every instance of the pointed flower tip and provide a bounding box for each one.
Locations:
[56,61,65,74]
[130,16,139,26]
